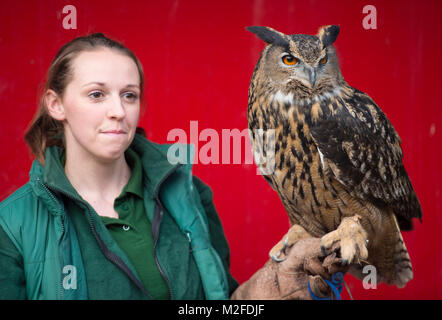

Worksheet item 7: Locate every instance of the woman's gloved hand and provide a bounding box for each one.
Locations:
[230,237,349,300]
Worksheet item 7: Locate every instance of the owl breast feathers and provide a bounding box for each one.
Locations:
[247,25,422,288]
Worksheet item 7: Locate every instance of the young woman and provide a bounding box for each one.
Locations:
[0,33,346,300]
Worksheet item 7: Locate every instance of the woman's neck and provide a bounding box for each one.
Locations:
[64,147,131,206]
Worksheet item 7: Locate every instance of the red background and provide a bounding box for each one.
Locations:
[0,0,441,300]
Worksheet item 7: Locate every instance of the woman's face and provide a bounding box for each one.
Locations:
[59,48,141,163]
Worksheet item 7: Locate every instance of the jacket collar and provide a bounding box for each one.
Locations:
[129,134,193,199]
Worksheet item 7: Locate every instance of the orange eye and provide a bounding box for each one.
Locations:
[319,56,328,65]
[282,55,298,66]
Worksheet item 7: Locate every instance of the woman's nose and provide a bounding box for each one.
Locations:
[107,94,126,119]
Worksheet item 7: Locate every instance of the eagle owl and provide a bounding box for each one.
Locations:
[247,25,422,288]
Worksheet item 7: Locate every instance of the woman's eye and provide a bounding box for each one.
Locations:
[282,55,298,66]
[89,91,104,99]
[123,92,139,101]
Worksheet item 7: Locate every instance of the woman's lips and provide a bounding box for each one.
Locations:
[101,130,126,134]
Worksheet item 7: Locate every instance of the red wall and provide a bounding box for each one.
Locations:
[1,0,441,300]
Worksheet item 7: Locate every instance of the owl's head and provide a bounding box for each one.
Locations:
[247,25,344,93]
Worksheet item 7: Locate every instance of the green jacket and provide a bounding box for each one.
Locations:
[0,134,238,299]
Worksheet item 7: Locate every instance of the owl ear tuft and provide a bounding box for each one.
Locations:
[246,26,290,48]
[317,25,340,48]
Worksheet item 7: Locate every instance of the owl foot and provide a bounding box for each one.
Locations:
[270,224,312,262]
[320,215,369,266]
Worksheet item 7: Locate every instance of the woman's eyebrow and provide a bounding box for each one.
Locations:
[124,84,140,89]
[81,82,139,89]
[82,81,105,88]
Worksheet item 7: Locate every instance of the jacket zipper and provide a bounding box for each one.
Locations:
[152,163,183,300]
[37,178,65,300]
[85,206,153,299]
[154,165,229,300]
[41,181,152,299]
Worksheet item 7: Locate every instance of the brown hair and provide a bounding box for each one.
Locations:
[24,33,146,164]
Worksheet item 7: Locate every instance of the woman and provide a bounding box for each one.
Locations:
[0,33,346,300]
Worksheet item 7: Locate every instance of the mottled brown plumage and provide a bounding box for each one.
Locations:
[247,25,422,287]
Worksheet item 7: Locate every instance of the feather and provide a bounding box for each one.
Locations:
[309,87,422,229]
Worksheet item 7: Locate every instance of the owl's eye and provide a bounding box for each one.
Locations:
[282,55,298,66]
[319,56,328,65]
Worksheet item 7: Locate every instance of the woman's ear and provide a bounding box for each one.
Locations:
[45,89,66,121]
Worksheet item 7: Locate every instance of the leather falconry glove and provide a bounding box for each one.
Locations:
[230,237,349,300]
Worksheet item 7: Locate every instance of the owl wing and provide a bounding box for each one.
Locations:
[309,87,422,230]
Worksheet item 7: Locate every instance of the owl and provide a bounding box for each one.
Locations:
[247,25,422,287]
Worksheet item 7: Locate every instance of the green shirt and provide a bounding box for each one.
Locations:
[100,149,169,300]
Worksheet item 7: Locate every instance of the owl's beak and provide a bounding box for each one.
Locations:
[309,68,316,87]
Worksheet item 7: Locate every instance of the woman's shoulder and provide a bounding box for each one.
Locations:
[190,175,221,228]
[0,183,34,210]
[0,183,36,221]
[192,175,214,201]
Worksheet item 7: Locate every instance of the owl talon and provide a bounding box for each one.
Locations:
[270,237,289,262]
[271,254,286,262]
[320,215,368,265]
[269,224,313,263]
[281,237,289,255]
